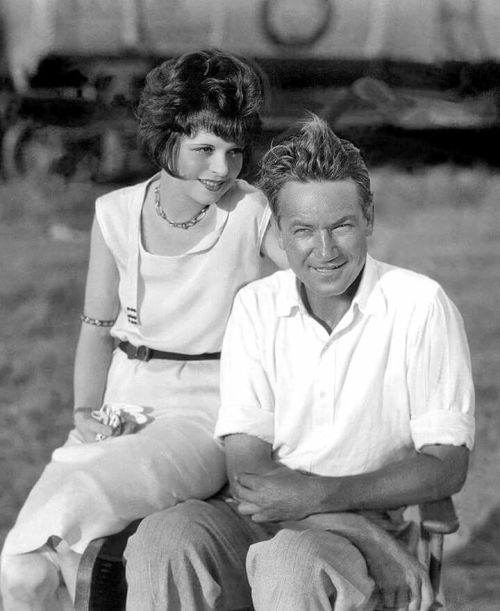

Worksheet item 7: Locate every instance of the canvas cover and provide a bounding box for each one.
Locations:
[3,0,500,91]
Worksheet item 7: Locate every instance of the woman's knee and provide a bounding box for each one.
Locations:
[1,553,59,603]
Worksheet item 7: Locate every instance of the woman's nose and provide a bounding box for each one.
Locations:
[210,153,229,176]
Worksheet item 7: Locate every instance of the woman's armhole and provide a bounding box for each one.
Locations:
[83,217,120,319]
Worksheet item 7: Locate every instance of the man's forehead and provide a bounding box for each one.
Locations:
[278,178,358,195]
[276,179,362,215]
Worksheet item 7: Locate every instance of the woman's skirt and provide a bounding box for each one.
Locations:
[3,349,226,555]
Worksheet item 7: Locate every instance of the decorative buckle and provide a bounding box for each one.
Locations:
[128,344,151,361]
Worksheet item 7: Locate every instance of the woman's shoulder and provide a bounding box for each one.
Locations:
[218,179,268,214]
[96,177,152,211]
[94,176,153,250]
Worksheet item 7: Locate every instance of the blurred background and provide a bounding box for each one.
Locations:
[0,1,499,609]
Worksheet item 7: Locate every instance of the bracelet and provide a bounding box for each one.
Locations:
[80,314,115,327]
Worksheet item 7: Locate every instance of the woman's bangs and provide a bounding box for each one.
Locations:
[185,110,254,145]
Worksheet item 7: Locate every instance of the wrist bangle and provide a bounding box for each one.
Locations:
[80,314,115,327]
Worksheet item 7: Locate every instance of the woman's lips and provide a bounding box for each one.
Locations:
[199,179,225,192]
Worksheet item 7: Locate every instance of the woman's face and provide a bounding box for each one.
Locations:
[175,131,244,206]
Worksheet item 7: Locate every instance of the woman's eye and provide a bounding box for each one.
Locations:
[194,147,212,153]
[230,148,244,156]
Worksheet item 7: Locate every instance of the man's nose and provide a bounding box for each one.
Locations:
[315,230,337,258]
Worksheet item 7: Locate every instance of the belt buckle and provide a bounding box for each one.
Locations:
[130,344,151,361]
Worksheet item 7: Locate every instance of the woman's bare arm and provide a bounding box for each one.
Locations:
[73,217,119,440]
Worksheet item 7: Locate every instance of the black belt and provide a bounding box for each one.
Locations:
[118,341,220,362]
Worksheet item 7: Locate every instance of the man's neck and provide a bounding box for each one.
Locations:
[300,287,351,334]
[299,270,364,334]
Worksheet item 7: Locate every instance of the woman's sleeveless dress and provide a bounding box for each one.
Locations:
[3,174,272,555]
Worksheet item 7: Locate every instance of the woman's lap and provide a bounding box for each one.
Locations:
[3,412,225,556]
[3,350,225,555]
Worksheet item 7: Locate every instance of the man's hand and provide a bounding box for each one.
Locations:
[296,512,434,611]
[232,465,319,522]
[369,537,433,611]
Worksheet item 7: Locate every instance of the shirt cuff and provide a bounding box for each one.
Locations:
[410,409,475,451]
[214,404,274,443]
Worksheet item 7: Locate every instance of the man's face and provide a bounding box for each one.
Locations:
[277,179,373,312]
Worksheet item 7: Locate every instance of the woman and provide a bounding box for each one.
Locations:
[1,48,286,610]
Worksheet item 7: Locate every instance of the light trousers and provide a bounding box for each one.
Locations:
[124,497,379,611]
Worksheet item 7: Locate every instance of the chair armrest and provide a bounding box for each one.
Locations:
[75,520,142,611]
[419,497,459,535]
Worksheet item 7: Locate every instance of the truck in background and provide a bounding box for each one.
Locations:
[1,0,499,185]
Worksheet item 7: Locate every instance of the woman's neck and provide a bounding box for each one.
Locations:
[157,172,204,222]
[140,174,219,257]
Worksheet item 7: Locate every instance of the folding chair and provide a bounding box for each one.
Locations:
[74,497,459,611]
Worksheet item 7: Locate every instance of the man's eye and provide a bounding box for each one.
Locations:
[293,228,309,235]
[194,147,212,153]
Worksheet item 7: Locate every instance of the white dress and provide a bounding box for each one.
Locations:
[3,174,272,555]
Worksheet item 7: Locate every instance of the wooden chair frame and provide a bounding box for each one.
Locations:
[74,497,459,611]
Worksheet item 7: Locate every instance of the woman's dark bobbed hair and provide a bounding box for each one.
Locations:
[136,48,267,176]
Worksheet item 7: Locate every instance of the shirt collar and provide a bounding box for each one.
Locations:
[352,254,388,316]
[276,255,387,319]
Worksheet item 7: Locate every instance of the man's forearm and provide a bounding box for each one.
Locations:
[225,435,468,524]
[311,445,469,514]
[224,434,277,495]
[292,512,407,565]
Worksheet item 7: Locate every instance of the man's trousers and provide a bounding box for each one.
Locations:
[124,497,381,611]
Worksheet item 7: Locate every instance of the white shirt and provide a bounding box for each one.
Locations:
[215,255,475,476]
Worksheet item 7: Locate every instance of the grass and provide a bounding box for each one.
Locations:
[369,165,500,610]
[1,165,499,609]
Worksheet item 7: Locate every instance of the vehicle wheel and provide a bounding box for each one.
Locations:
[1,122,75,189]
[1,120,36,179]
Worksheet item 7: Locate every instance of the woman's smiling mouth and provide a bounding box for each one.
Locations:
[199,179,225,191]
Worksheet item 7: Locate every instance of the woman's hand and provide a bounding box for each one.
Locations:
[74,407,115,442]
[74,406,143,442]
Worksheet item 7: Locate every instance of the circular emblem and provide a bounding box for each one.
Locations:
[262,0,332,48]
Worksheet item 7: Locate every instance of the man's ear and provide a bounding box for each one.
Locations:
[262,216,288,269]
[274,217,285,250]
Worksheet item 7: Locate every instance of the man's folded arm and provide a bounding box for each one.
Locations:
[311,443,469,515]
[224,433,276,498]
[225,434,468,519]
[223,432,436,610]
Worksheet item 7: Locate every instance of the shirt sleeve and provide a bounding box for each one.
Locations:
[214,289,275,443]
[407,287,475,451]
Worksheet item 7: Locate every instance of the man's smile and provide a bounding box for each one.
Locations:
[310,262,346,274]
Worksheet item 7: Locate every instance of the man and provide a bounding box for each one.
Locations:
[125,116,474,611]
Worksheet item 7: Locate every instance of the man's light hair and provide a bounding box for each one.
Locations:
[258,114,373,221]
